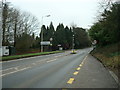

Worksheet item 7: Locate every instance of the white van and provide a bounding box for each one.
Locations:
[2,46,9,56]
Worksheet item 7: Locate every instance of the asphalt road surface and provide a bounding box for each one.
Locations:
[1,48,118,88]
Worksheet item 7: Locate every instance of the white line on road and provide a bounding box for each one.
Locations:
[0,57,58,76]
[0,67,15,72]
[0,67,31,77]
[46,59,57,63]
[0,53,68,77]
[32,63,36,65]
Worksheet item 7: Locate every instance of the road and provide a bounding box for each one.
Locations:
[1,48,118,88]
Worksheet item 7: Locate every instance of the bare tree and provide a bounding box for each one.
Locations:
[95,0,114,22]
[0,1,3,49]
[2,2,8,45]
[1,1,40,52]
[99,0,113,10]
[21,12,40,35]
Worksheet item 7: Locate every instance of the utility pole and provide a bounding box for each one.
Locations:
[40,15,50,52]
[0,1,4,89]
[0,0,4,57]
[72,29,75,53]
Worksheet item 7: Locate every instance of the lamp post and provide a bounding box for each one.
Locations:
[72,34,75,53]
[71,27,75,53]
[41,15,50,52]
[50,37,53,51]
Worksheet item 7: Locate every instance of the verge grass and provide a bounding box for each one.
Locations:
[2,51,63,61]
[90,42,120,77]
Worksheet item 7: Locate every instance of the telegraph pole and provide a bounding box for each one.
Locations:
[0,0,4,57]
[40,15,50,52]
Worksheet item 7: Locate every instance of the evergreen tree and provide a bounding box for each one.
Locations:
[53,23,66,48]
[40,25,47,41]
[64,26,72,49]
[48,22,55,40]
[73,27,91,49]
[89,3,120,46]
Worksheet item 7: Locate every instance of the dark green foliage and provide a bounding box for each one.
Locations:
[64,26,73,49]
[53,24,66,48]
[73,28,91,49]
[48,22,55,39]
[40,23,91,50]
[16,33,35,50]
[89,3,120,46]
[2,2,40,54]
[40,22,55,41]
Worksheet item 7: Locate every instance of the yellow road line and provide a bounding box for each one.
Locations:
[67,78,75,84]
[76,67,80,70]
[62,89,68,90]
[79,64,82,67]
[81,62,84,65]
[73,71,79,75]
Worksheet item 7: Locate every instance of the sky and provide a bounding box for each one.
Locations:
[5,0,100,29]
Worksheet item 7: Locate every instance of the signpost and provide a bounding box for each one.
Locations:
[41,41,50,45]
[92,40,97,49]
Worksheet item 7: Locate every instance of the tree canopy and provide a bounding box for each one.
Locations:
[89,2,120,46]
[40,23,91,50]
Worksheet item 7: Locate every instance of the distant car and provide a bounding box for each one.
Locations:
[71,50,77,54]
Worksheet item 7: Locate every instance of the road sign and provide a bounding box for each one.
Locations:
[92,40,97,45]
[41,41,50,45]
[58,44,61,47]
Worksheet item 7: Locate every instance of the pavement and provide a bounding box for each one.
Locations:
[0,48,119,89]
[65,54,118,88]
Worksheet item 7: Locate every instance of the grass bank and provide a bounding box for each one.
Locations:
[90,42,120,77]
[2,51,63,61]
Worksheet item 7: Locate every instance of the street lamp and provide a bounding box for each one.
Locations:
[41,15,51,52]
[72,34,75,53]
[50,38,53,51]
[71,27,75,53]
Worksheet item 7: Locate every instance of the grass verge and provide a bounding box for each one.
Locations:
[90,42,120,78]
[2,51,63,61]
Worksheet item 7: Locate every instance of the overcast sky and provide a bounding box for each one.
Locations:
[5,0,100,29]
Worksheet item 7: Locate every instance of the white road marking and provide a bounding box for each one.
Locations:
[32,63,36,65]
[15,67,18,70]
[84,55,88,61]
[46,59,57,63]
[0,67,31,77]
[0,67,15,72]
[0,58,58,76]
[0,52,68,77]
